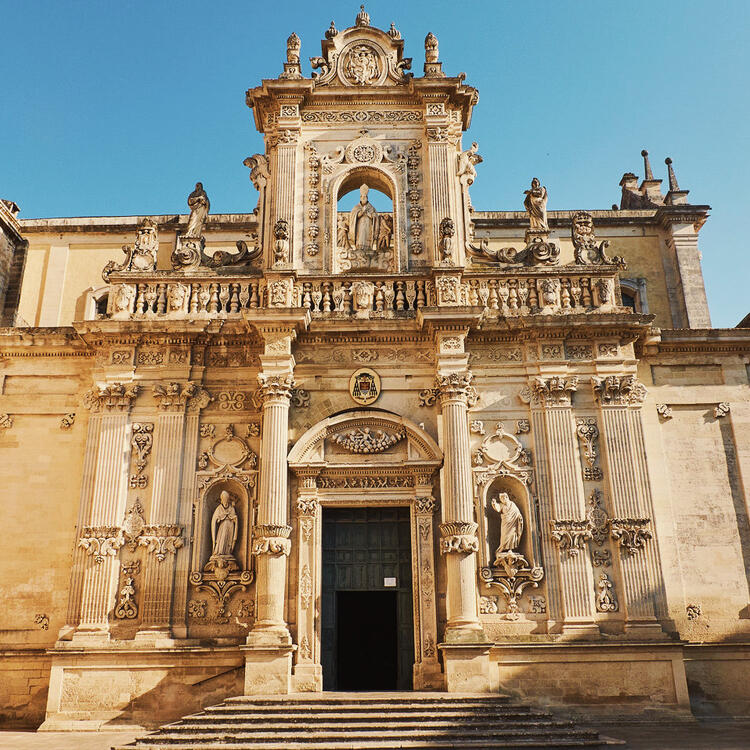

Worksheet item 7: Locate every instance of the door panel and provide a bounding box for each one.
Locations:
[321,506,414,690]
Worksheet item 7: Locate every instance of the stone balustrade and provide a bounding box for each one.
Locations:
[107,266,624,321]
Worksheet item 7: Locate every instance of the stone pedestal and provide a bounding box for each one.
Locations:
[242,644,296,695]
[439,644,494,693]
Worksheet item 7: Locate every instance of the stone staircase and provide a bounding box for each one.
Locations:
[114,693,608,749]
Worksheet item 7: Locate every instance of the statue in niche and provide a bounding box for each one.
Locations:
[377,213,394,254]
[205,490,239,573]
[524,178,548,233]
[491,492,524,566]
[184,182,210,239]
[457,142,482,187]
[348,183,379,265]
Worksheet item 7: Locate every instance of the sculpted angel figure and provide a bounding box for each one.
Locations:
[457,142,482,186]
[184,182,210,238]
[491,492,524,565]
[348,184,379,256]
[524,178,548,232]
[210,490,239,560]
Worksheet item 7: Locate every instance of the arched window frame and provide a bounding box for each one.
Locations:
[619,277,648,314]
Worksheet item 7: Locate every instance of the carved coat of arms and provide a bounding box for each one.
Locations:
[349,367,381,405]
[344,44,380,85]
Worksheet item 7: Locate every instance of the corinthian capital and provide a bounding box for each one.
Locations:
[591,375,647,406]
[435,371,478,407]
[523,376,578,407]
[83,382,140,412]
[255,373,295,405]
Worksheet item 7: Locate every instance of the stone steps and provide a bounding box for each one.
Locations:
[114,694,606,749]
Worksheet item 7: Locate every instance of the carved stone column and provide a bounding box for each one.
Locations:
[67,383,139,643]
[291,472,321,691]
[525,376,598,636]
[593,375,665,636]
[437,369,485,640]
[243,312,308,694]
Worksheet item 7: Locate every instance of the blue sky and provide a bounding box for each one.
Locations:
[3,0,749,327]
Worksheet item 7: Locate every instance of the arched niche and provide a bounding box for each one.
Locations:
[479,475,537,569]
[194,478,253,575]
[329,165,403,275]
[288,409,441,471]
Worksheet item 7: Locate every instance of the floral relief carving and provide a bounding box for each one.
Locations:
[714,402,730,418]
[469,420,485,435]
[609,518,652,555]
[60,413,76,430]
[34,614,49,630]
[550,520,593,557]
[296,497,319,516]
[575,417,603,481]
[414,497,437,515]
[0,414,14,429]
[439,521,479,554]
[114,560,140,620]
[300,564,312,609]
[83,382,140,412]
[252,524,292,557]
[332,426,405,454]
[130,422,153,487]
[596,573,618,612]
[587,489,609,546]
[656,404,673,420]
[152,382,212,412]
[78,526,124,564]
[479,595,499,614]
[218,391,248,411]
[591,375,646,406]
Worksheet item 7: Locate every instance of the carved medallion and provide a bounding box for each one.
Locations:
[341,43,382,85]
[349,368,381,406]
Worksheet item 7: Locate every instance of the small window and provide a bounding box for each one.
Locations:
[621,290,637,311]
[95,294,109,318]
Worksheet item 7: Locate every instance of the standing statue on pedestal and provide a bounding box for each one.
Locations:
[205,490,239,573]
[185,182,210,238]
[524,178,548,233]
[348,184,379,266]
[492,492,524,565]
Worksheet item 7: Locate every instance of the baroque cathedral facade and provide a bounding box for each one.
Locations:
[2,7,749,730]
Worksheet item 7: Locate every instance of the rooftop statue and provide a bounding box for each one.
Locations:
[524,178,548,233]
[184,182,210,239]
[457,142,482,187]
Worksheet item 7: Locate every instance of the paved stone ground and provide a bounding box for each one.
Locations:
[0,721,749,749]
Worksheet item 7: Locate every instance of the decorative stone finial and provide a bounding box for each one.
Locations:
[325,20,338,39]
[665,157,680,191]
[280,32,302,79]
[388,22,401,39]
[286,32,301,64]
[425,32,439,63]
[641,149,654,181]
[356,4,370,27]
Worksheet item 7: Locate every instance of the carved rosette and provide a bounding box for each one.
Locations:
[252,524,292,557]
[591,375,647,406]
[435,371,478,407]
[550,520,593,557]
[609,518,652,555]
[439,521,479,555]
[524,376,579,407]
[83,382,140,412]
[255,373,295,406]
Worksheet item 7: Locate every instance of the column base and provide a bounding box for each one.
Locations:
[624,621,668,640]
[556,622,601,639]
[439,643,494,693]
[241,644,295,695]
[246,620,293,647]
[292,662,323,692]
[443,622,490,645]
[134,628,179,647]
[69,627,111,647]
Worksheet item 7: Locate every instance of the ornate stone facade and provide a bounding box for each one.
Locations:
[0,6,749,732]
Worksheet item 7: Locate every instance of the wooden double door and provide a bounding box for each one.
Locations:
[321,507,415,690]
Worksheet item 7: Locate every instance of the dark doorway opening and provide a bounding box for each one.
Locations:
[321,506,414,690]
[336,590,398,690]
